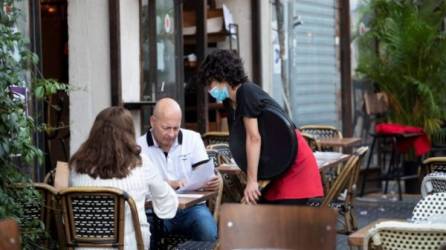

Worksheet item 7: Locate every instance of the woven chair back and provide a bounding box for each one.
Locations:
[15,183,61,248]
[300,125,343,151]
[421,157,446,175]
[207,143,235,165]
[301,132,321,151]
[300,125,343,139]
[202,131,229,146]
[421,172,446,197]
[59,187,143,250]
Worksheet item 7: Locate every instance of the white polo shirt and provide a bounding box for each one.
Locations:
[137,128,212,183]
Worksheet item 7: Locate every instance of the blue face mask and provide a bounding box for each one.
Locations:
[208,86,229,102]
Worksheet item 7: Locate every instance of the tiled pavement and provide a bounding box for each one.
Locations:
[336,192,421,249]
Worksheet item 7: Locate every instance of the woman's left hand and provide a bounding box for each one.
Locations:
[243,180,261,205]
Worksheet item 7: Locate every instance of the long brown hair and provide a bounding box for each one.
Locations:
[69,106,142,179]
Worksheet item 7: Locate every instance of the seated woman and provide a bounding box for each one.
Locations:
[69,106,178,249]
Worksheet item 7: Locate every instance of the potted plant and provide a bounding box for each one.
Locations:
[356,0,446,136]
[1,1,68,248]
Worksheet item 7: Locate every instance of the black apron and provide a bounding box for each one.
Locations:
[229,107,298,180]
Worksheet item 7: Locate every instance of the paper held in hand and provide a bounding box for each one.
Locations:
[177,162,215,193]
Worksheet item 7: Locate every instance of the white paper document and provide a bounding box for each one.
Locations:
[177,163,215,193]
[177,193,204,199]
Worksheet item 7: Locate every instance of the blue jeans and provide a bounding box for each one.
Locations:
[164,203,217,240]
[148,203,217,248]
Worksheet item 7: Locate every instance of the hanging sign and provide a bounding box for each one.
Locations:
[164,14,172,33]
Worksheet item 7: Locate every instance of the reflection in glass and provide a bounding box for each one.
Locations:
[155,0,176,98]
[140,0,154,101]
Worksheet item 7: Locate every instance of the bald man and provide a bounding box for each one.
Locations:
[137,98,218,245]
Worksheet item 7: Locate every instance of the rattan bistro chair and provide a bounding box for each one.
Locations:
[18,183,59,230]
[309,147,368,234]
[207,144,246,203]
[16,182,63,248]
[421,172,446,197]
[206,149,225,222]
[309,154,357,233]
[343,146,369,233]
[202,131,229,146]
[207,143,235,165]
[44,169,56,185]
[59,187,144,250]
[363,220,446,250]
[420,157,446,176]
[299,125,343,151]
[301,132,321,151]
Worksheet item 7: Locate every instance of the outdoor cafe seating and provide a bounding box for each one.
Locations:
[10,129,446,250]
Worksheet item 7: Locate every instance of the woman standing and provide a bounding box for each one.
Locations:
[198,49,323,205]
[69,106,178,249]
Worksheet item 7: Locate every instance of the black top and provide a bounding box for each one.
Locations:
[232,82,295,128]
[227,82,298,180]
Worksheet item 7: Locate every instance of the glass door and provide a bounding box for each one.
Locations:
[140,0,183,130]
[154,0,181,100]
[141,0,183,104]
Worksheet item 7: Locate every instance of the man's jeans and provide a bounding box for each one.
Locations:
[148,203,217,248]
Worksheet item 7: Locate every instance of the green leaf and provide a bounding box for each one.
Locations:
[34,86,44,98]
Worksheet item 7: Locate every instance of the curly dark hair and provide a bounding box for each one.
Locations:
[69,106,142,179]
[198,49,248,87]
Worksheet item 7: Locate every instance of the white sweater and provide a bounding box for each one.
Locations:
[70,154,178,250]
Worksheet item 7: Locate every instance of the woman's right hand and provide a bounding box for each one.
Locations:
[243,180,261,205]
[168,179,186,190]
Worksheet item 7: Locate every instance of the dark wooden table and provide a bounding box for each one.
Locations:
[219,204,337,250]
